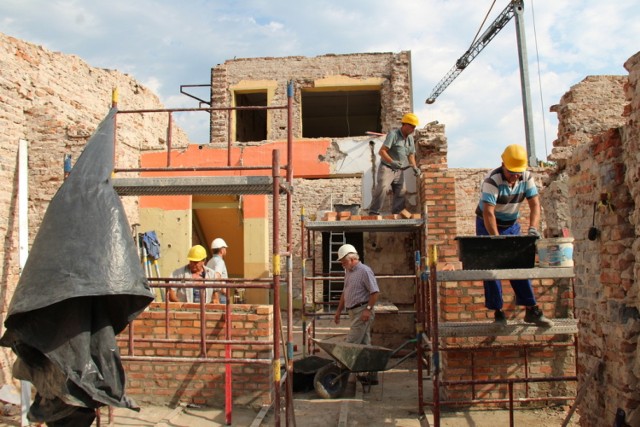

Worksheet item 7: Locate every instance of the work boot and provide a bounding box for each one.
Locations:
[494,309,507,327]
[524,305,554,327]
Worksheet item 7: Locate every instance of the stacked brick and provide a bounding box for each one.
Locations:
[119,303,274,406]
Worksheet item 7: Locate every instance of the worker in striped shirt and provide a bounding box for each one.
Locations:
[476,144,553,328]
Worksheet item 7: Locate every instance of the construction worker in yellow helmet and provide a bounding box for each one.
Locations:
[475,144,553,328]
[167,245,215,303]
[368,112,421,216]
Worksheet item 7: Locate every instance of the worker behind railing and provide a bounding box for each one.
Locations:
[167,245,215,303]
[207,237,229,304]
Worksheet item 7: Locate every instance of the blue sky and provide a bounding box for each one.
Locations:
[1,0,639,168]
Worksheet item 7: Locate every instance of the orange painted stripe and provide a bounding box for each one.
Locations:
[139,139,332,209]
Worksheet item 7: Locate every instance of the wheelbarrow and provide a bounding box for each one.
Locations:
[311,338,417,399]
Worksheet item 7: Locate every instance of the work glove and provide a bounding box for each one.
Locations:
[528,226,541,238]
[391,160,403,170]
[412,166,421,177]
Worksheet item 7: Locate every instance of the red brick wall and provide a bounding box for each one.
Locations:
[118,303,274,407]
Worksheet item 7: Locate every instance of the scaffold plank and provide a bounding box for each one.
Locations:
[439,318,578,337]
[436,267,574,281]
[305,219,424,232]
[112,176,290,196]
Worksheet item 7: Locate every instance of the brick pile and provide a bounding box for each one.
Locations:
[119,303,274,406]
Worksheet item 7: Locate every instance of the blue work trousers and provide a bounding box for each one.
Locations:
[475,217,536,310]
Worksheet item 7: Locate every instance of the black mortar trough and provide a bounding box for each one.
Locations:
[456,235,537,269]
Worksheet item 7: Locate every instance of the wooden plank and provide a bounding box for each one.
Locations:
[338,400,350,427]
[374,301,399,314]
[436,267,575,281]
[249,405,271,427]
[439,318,579,338]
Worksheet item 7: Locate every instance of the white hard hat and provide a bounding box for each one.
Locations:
[337,244,357,261]
[211,238,228,250]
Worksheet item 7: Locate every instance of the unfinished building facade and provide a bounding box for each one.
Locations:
[1,29,640,425]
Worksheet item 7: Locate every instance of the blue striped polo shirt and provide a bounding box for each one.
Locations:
[476,167,538,226]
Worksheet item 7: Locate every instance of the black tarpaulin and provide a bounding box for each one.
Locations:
[1,107,154,426]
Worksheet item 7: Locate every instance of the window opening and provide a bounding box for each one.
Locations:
[235,91,267,142]
[302,90,381,138]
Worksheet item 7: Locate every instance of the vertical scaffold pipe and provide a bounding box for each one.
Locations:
[300,207,307,358]
[225,291,232,425]
[285,80,296,427]
[111,87,118,108]
[272,149,282,427]
[428,245,440,426]
[414,250,426,420]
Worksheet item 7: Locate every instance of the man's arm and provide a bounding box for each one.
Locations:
[361,291,379,322]
[213,271,227,296]
[408,153,417,168]
[378,145,396,165]
[527,195,541,230]
[167,288,179,302]
[334,292,345,325]
[482,202,500,235]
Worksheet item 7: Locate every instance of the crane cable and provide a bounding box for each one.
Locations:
[530,0,549,161]
[470,0,498,47]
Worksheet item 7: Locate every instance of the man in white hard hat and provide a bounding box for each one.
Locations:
[206,237,228,304]
[333,244,380,384]
[368,112,421,216]
[167,245,215,303]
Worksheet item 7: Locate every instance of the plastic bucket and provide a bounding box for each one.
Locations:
[536,237,574,267]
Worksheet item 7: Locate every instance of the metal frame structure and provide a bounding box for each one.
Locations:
[425,254,579,427]
[110,84,297,426]
[300,217,430,416]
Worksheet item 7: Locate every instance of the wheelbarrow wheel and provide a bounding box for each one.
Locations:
[314,363,348,399]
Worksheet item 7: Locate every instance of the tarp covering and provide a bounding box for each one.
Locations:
[1,107,154,426]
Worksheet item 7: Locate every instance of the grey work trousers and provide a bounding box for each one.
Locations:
[346,304,375,345]
[369,164,405,214]
[346,304,378,382]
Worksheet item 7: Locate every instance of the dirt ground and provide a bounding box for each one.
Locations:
[261,317,580,427]
[260,361,580,427]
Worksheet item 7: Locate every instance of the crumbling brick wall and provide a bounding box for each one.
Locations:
[553,66,639,426]
[210,52,413,143]
[0,32,188,382]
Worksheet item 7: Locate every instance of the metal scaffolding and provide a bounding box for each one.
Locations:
[111,83,297,426]
[300,217,431,416]
[425,251,579,427]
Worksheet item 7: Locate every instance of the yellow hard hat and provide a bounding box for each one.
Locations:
[187,245,207,261]
[401,113,419,127]
[501,144,528,172]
